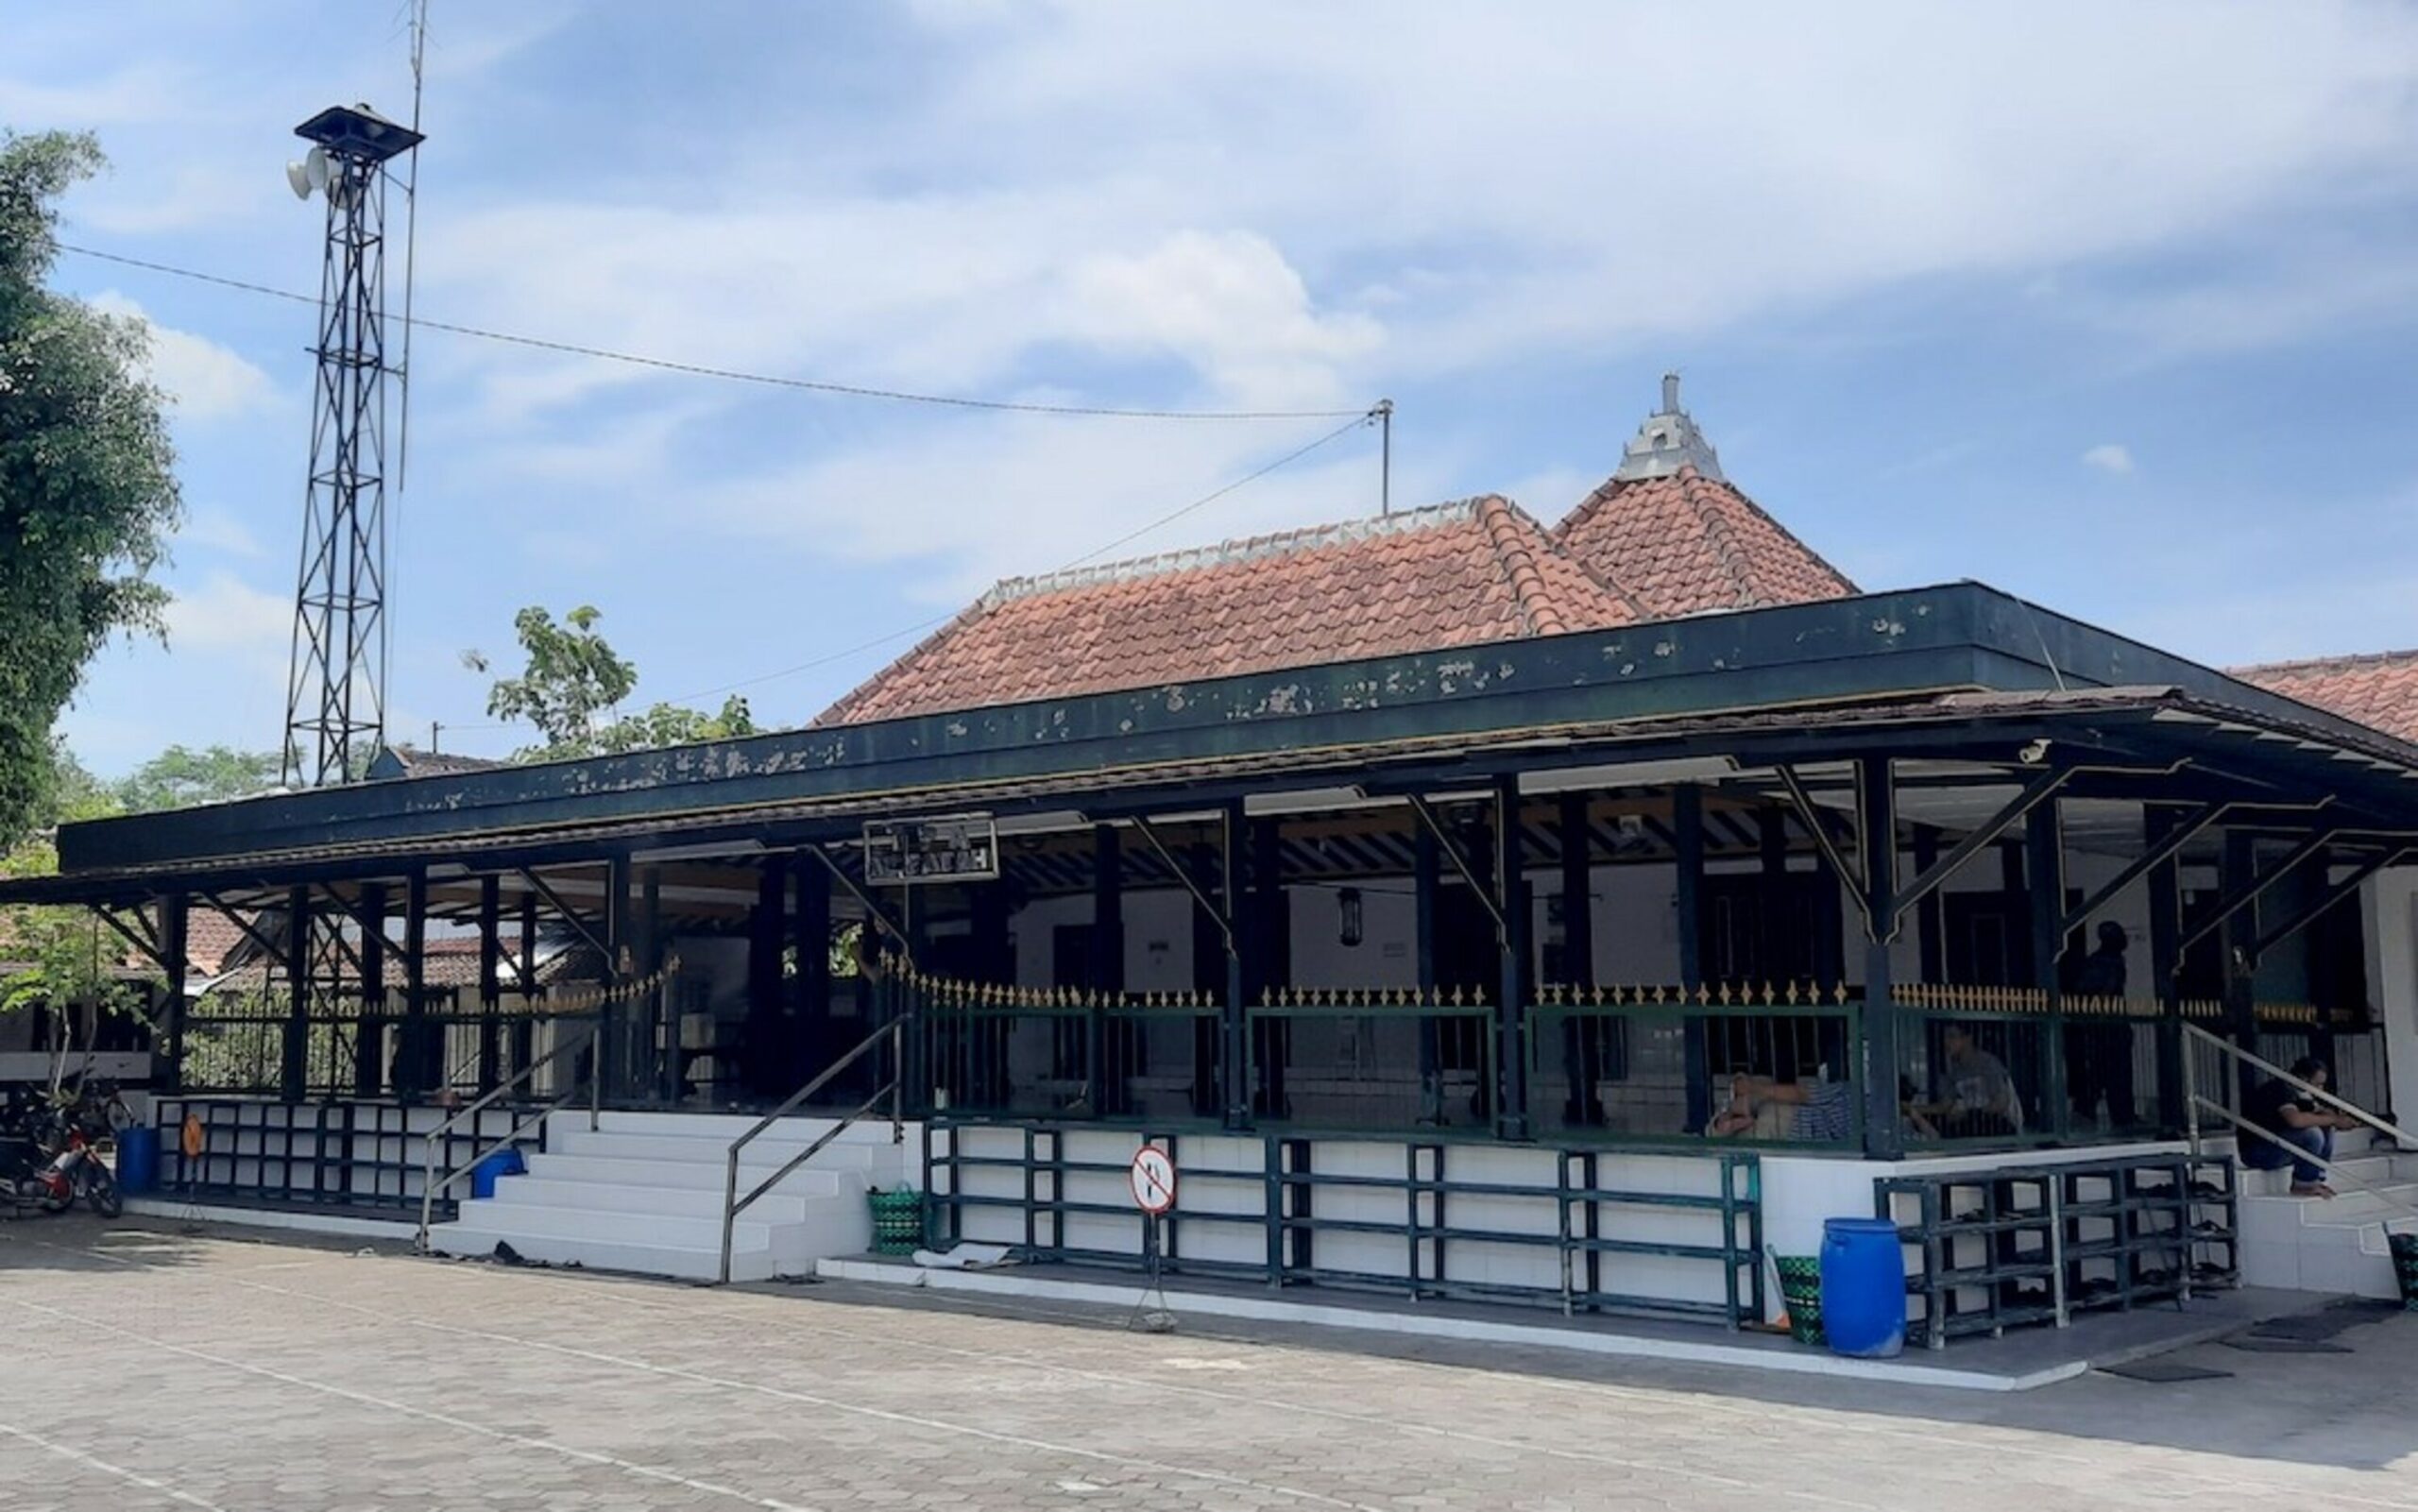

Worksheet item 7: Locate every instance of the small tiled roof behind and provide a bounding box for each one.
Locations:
[2231,650,2418,744]
[817,497,1644,726]
[1553,465,1858,619]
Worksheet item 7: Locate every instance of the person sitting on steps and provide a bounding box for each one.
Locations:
[2241,1057,2366,1198]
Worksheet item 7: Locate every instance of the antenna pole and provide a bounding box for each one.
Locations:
[1375,399,1394,517]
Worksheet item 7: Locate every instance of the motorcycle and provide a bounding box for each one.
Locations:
[0,1080,125,1218]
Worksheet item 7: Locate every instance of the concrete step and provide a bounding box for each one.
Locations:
[435,1198,777,1252]
[520,1150,871,1197]
[545,1128,911,1174]
[485,1175,826,1224]
[583,1110,914,1147]
[428,1219,777,1283]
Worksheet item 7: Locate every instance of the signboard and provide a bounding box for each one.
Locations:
[1128,1146,1178,1215]
[862,814,1000,885]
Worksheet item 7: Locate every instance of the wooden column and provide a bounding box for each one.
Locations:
[1494,775,1530,1140]
[2147,807,2186,1133]
[602,854,632,1103]
[1858,758,1903,1158]
[400,869,429,1101]
[354,883,386,1096]
[514,890,539,1083]
[2027,801,2068,1136]
[2221,829,2260,1108]
[1558,791,1600,1126]
[1413,817,1441,1125]
[1675,785,1710,1134]
[159,894,188,1092]
[639,865,671,1103]
[1913,827,1945,986]
[745,856,788,1102]
[794,858,832,1096]
[281,886,310,1103]
[477,875,503,1093]
[1248,814,1288,1119]
[1221,802,1251,1130]
[1090,823,1124,1115]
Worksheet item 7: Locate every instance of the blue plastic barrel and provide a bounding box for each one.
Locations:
[1819,1216,1907,1358]
[469,1147,526,1200]
[116,1125,161,1195]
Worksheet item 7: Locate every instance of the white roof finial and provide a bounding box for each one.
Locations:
[1612,371,1725,484]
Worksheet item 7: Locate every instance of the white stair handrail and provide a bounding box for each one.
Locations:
[2183,1023,2414,1155]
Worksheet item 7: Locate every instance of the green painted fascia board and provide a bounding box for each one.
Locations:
[52,582,2377,874]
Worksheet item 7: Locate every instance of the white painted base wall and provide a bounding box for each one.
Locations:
[426,1111,919,1283]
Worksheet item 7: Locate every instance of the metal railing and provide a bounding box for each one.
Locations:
[2183,1022,2418,1226]
[414,1018,601,1249]
[717,1011,911,1284]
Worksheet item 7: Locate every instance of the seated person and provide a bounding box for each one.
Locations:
[1708,1075,1855,1142]
[1912,1024,2021,1138]
[2241,1058,2364,1198]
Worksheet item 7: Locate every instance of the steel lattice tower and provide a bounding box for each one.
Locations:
[281,104,423,787]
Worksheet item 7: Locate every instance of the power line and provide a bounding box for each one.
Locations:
[54,243,1373,421]
[446,409,1380,728]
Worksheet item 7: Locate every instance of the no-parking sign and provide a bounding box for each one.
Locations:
[1128,1146,1177,1215]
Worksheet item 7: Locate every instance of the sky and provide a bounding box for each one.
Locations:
[11,0,2418,775]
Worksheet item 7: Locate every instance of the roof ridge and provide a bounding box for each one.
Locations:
[1693,466,1860,597]
[810,600,998,728]
[1673,465,1761,603]
[2232,648,2418,676]
[1473,496,1563,635]
[984,499,1483,607]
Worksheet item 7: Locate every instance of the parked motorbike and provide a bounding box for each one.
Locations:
[0,1080,126,1218]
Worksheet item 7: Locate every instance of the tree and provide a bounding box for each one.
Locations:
[468,604,756,761]
[114,743,282,813]
[0,742,134,1044]
[0,131,182,847]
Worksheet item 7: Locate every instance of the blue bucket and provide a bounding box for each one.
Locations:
[469,1147,525,1200]
[116,1125,161,1195]
[1819,1216,1907,1358]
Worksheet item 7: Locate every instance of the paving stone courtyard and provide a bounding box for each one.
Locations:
[2,1215,2413,1511]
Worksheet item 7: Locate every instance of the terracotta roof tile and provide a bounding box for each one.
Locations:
[2231,650,2418,744]
[817,497,1643,726]
[1552,465,1856,618]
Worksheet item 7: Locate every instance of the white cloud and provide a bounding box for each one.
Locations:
[88,293,275,422]
[2081,444,2136,476]
[179,508,265,558]
[164,571,290,656]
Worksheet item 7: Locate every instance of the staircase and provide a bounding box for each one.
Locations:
[426,1110,918,1282]
[2236,1141,2418,1299]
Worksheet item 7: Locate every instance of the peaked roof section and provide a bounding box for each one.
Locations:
[2232,650,2418,744]
[816,496,1645,726]
[1553,464,1858,619]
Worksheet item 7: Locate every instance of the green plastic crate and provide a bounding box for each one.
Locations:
[867,1187,923,1256]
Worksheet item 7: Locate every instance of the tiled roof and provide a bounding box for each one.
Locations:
[2231,650,2418,744]
[1552,465,1857,619]
[817,497,1644,726]
[371,745,509,780]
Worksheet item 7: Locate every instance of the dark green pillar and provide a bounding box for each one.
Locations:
[159,894,188,1092]
[2147,808,2186,1133]
[400,869,429,1102]
[1675,786,1710,1133]
[1494,776,1530,1140]
[1859,758,1903,1158]
[477,875,502,1093]
[1221,801,1250,1130]
[1558,792,1600,1126]
[1090,823,1124,1116]
[2221,829,2260,1108]
[353,883,386,1096]
[281,886,310,1103]
[2026,802,2067,1136]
